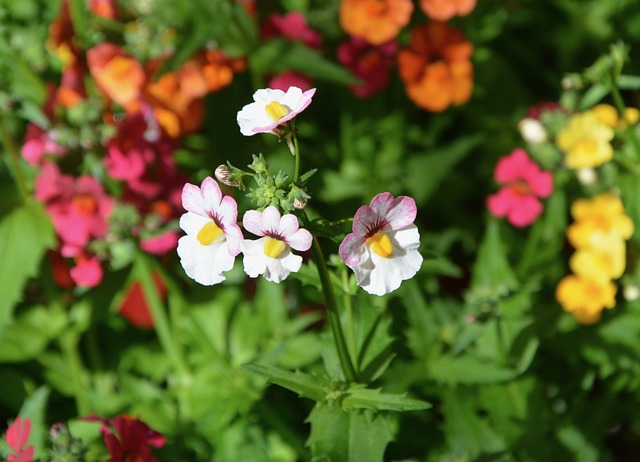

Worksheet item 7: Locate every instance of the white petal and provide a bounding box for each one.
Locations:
[201,177,222,215]
[177,235,233,286]
[243,209,265,236]
[179,212,210,236]
[261,206,282,233]
[182,182,207,216]
[287,228,312,252]
[361,250,423,296]
[241,238,269,278]
[278,214,300,237]
[391,224,421,249]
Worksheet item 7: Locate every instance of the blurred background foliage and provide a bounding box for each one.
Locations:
[2,0,640,461]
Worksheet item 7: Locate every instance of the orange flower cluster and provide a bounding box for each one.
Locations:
[397,22,473,112]
[87,45,245,138]
[419,0,476,21]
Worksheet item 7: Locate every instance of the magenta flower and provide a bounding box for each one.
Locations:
[339,192,423,296]
[486,148,553,227]
[268,71,314,92]
[69,254,104,288]
[337,37,398,98]
[35,162,114,255]
[4,416,34,462]
[21,123,65,166]
[261,11,322,49]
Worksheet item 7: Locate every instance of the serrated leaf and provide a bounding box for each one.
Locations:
[242,364,327,402]
[0,200,55,327]
[307,404,394,462]
[342,387,431,412]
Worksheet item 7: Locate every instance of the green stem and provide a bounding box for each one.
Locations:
[516,219,542,277]
[136,252,190,379]
[302,211,357,383]
[342,268,357,368]
[59,332,91,416]
[0,114,28,201]
[292,132,301,183]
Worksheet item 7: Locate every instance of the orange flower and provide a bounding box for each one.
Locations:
[87,43,145,111]
[340,0,414,45]
[419,0,476,21]
[144,51,244,137]
[398,22,473,111]
[556,275,617,324]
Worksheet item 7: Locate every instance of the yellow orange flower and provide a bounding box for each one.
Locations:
[87,43,145,111]
[556,111,614,169]
[419,0,476,21]
[567,193,634,249]
[569,235,626,284]
[590,103,640,129]
[556,275,617,324]
[340,0,414,45]
[397,22,473,112]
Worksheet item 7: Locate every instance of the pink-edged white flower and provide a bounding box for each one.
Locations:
[177,177,243,285]
[236,86,316,136]
[241,206,312,282]
[339,192,423,296]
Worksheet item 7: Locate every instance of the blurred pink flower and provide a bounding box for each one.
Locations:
[268,71,314,92]
[70,255,104,288]
[487,148,553,227]
[21,123,65,166]
[337,37,398,98]
[5,416,34,462]
[261,11,322,49]
[35,162,114,254]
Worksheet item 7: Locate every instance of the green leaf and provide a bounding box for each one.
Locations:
[404,134,484,205]
[0,312,52,362]
[0,200,55,327]
[307,404,395,462]
[618,173,640,242]
[242,364,328,402]
[342,387,431,412]
[250,38,358,86]
[428,355,519,384]
[618,74,640,90]
[17,386,50,460]
[467,218,519,306]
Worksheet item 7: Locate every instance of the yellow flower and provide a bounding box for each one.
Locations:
[556,111,614,169]
[590,104,618,127]
[567,193,634,248]
[569,233,626,284]
[556,275,617,324]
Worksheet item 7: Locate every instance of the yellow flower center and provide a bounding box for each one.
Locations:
[264,236,287,258]
[265,101,290,121]
[367,231,393,258]
[197,221,223,246]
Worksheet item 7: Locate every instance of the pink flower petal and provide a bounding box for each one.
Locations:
[507,195,543,227]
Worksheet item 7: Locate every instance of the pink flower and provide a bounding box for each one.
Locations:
[487,148,553,227]
[261,11,322,49]
[337,37,398,98]
[5,417,34,462]
[69,255,104,288]
[35,162,114,254]
[21,123,65,166]
[339,192,423,295]
[267,71,314,92]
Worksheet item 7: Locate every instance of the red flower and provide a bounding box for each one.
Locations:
[118,273,167,328]
[84,415,165,462]
[337,37,398,98]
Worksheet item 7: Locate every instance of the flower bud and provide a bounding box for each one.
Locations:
[624,284,640,302]
[576,168,597,185]
[215,163,245,189]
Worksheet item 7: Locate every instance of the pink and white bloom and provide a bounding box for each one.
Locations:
[236,86,316,136]
[241,206,312,283]
[177,177,243,285]
[486,148,553,227]
[339,192,423,296]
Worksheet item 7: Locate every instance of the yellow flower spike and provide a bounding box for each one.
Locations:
[367,232,393,258]
[263,236,287,258]
[197,222,224,246]
[265,101,290,121]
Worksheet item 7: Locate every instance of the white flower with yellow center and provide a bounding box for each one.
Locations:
[241,206,312,283]
[339,192,422,296]
[177,177,243,285]
[236,86,316,136]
